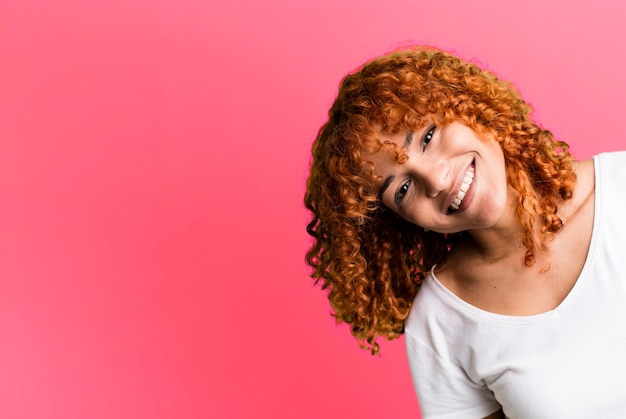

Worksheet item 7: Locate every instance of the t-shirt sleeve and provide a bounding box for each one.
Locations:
[406,331,501,419]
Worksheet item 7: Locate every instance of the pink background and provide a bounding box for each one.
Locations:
[1,0,624,418]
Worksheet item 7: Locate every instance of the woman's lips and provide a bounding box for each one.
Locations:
[448,162,475,214]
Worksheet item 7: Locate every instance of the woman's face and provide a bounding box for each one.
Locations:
[362,122,510,234]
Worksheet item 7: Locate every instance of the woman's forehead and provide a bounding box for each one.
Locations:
[362,118,430,148]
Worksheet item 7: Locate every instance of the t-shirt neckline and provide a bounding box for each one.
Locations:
[427,155,601,324]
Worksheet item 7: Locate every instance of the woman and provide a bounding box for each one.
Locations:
[305,46,626,418]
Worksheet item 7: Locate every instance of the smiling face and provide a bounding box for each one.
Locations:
[362,122,510,234]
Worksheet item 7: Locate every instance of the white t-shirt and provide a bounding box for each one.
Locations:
[405,152,626,418]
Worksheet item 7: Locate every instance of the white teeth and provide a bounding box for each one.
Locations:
[449,166,475,211]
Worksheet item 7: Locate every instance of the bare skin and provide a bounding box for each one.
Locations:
[367,125,595,414]
[367,123,595,316]
[442,160,592,419]
[471,161,593,419]
[436,159,595,317]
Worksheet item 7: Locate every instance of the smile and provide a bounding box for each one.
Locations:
[449,165,475,212]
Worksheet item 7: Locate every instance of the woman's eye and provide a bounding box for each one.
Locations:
[395,180,411,205]
[423,125,436,149]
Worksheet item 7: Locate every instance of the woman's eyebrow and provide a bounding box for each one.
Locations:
[378,175,396,201]
[377,130,414,200]
[404,130,414,148]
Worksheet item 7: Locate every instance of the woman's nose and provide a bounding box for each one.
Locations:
[415,158,449,198]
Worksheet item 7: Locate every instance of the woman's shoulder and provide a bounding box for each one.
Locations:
[594,151,626,180]
[564,157,594,220]
[583,151,626,207]
[595,150,626,160]
[406,272,450,331]
[406,269,485,338]
[592,151,626,179]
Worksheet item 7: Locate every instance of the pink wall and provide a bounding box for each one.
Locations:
[1,0,624,418]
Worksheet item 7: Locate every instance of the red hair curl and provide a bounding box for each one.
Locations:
[304,46,576,354]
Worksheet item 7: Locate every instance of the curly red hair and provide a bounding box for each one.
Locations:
[304,46,576,354]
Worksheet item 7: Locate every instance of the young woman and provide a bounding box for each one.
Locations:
[305,46,626,418]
